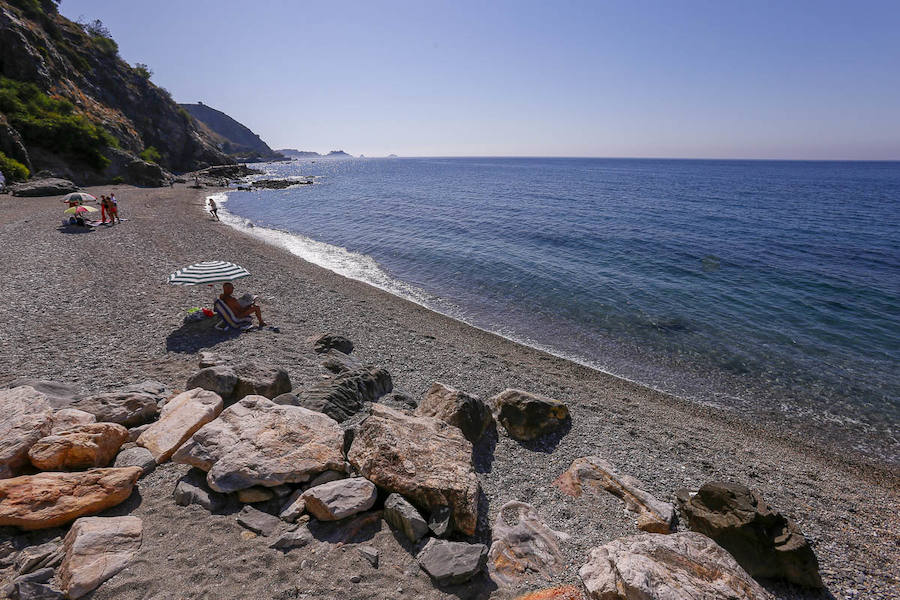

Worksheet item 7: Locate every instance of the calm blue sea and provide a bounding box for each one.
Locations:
[218,158,899,457]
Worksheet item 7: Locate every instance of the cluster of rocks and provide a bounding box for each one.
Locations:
[1,334,825,598]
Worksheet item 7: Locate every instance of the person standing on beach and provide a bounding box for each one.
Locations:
[110,192,121,223]
[99,195,108,223]
[208,197,219,220]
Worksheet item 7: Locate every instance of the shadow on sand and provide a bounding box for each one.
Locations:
[57,224,94,234]
[165,318,241,353]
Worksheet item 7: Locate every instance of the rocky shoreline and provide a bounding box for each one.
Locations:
[0,185,897,599]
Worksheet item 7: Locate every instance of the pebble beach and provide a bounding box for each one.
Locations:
[0,184,897,599]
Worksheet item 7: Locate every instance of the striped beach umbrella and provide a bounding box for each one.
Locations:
[168,261,250,286]
[60,192,97,204]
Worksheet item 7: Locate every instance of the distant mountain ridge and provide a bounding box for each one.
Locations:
[276,149,353,159]
[180,102,284,163]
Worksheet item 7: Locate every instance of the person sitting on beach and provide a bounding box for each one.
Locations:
[220,282,265,327]
[208,197,219,220]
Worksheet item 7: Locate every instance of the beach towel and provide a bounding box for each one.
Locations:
[213,298,254,330]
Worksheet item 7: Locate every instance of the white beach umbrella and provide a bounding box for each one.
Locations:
[60,192,97,204]
[168,261,250,285]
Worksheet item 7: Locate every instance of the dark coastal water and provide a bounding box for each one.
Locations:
[218,158,900,460]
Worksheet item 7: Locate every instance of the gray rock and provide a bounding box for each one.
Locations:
[675,482,823,588]
[298,367,393,422]
[271,392,300,406]
[357,545,379,567]
[300,478,377,521]
[186,366,237,401]
[10,178,77,197]
[15,542,60,575]
[379,390,418,411]
[417,539,489,585]
[269,527,313,551]
[231,363,291,403]
[237,505,282,537]
[415,382,493,442]
[70,391,159,427]
[4,379,81,409]
[12,582,65,600]
[173,469,226,512]
[320,350,362,374]
[491,389,570,441]
[312,334,354,355]
[383,493,429,543]
[186,363,290,405]
[13,567,54,584]
[113,447,156,475]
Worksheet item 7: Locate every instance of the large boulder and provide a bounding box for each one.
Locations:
[675,482,822,588]
[9,178,77,197]
[70,391,159,427]
[0,386,53,479]
[4,379,81,409]
[185,365,237,400]
[186,363,290,404]
[298,367,392,422]
[49,409,96,434]
[555,456,674,534]
[301,477,377,521]
[137,388,223,463]
[514,586,587,600]
[415,382,493,442]
[491,389,569,441]
[417,539,489,585]
[0,467,142,530]
[28,423,129,471]
[579,532,773,600]
[172,395,345,493]
[124,158,170,187]
[347,404,479,536]
[231,363,292,403]
[488,501,569,587]
[57,516,143,599]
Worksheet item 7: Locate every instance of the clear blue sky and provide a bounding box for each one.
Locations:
[61,0,900,159]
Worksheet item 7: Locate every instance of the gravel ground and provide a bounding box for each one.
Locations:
[0,186,897,600]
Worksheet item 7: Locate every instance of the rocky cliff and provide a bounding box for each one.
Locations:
[180,103,283,163]
[0,0,230,185]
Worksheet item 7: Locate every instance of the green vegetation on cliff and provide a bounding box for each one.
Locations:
[0,150,29,181]
[0,76,115,170]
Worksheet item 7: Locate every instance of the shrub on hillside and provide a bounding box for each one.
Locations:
[0,77,115,171]
[0,151,30,182]
[134,63,153,80]
[139,146,162,163]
